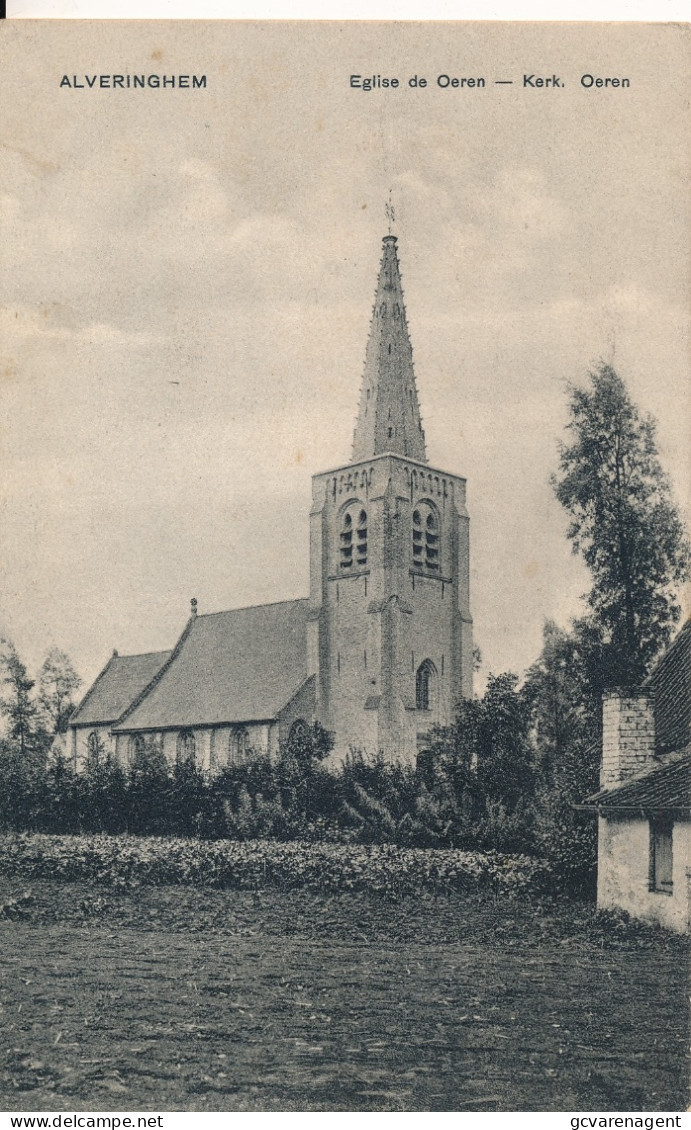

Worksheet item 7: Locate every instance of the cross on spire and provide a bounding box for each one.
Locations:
[385,191,395,235]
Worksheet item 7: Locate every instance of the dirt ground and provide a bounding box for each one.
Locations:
[0,879,687,1112]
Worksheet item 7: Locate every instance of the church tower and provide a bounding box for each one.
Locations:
[308,234,473,763]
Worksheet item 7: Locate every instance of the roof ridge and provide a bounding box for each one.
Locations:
[115,648,172,660]
[196,596,308,619]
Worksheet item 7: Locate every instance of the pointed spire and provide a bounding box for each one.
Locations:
[352,235,427,464]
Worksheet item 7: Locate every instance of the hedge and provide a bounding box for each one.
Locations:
[0,833,553,898]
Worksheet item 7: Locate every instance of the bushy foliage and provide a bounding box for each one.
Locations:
[0,832,554,899]
[0,697,546,863]
[82,737,128,835]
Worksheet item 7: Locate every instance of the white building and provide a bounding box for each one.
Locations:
[584,621,690,933]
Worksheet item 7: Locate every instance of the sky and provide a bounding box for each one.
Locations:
[1,21,689,696]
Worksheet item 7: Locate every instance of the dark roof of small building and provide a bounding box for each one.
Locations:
[583,754,690,815]
[70,650,172,727]
[114,598,310,731]
[644,618,691,755]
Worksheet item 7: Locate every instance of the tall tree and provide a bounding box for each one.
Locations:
[553,364,689,686]
[0,640,43,759]
[38,648,82,735]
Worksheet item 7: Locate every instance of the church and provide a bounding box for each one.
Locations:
[69,233,473,769]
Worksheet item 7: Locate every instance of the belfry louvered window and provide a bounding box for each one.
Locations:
[412,502,440,572]
[340,511,353,570]
[340,505,367,571]
[356,509,368,566]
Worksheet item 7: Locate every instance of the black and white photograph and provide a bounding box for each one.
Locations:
[0,19,689,1115]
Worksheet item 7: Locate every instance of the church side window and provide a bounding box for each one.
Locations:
[229,726,250,764]
[289,718,309,744]
[412,502,440,572]
[128,733,146,764]
[416,660,438,713]
[339,504,367,572]
[177,729,196,765]
[87,731,101,764]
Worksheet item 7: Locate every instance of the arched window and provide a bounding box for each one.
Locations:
[177,729,196,764]
[87,731,100,763]
[412,501,440,572]
[128,733,146,763]
[416,659,438,713]
[229,726,250,765]
[289,718,309,744]
[339,503,367,571]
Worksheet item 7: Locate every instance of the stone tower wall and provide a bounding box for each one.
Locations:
[310,454,472,763]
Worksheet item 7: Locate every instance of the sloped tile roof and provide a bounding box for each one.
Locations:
[71,651,172,726]
[114,599,310,731]
[644,619,691,755]
[583,754,690,814]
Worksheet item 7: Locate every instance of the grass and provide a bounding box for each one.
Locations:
[0,877,687,1112]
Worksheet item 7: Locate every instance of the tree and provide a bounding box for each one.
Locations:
[553,364,689,686]
[522,621,600,896]
[428,673,534,814]
[0,640,44,760]
[82,733,128,834]
[522,620,598,794]
[127,736,171,834]
[475,672,535,811]
[38,648,82,735]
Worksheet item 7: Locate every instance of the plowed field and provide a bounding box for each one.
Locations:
[0,881,686,1112]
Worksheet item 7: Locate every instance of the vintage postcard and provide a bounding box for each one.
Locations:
[0,20,688,1115]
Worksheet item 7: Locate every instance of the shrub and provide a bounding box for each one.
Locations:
[533,792,597,899]
[0,832,553,899]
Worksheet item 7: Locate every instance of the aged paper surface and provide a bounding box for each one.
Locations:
[0,20,689,1114]
[1,21,688,688]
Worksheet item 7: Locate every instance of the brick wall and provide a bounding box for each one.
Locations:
[601,690,657,788]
